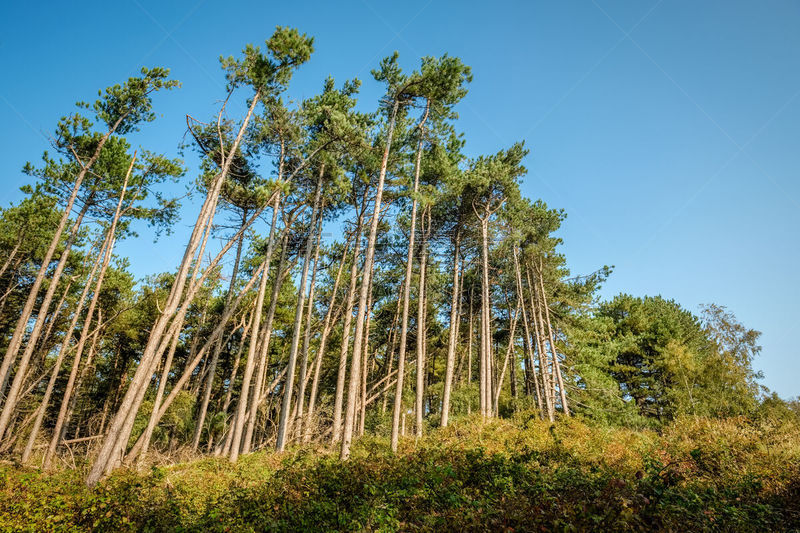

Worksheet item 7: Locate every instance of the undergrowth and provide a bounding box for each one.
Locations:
[1,414,798,532]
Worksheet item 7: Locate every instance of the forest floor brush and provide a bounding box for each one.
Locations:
[1,413,799,532]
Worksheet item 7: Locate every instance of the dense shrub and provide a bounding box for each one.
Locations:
[1,415,798,531]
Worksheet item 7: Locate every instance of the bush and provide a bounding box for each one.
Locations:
[1,415,798,531]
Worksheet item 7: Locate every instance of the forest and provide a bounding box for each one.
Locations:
[0,27,798,531]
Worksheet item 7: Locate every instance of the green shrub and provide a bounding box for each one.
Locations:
[1,415,798,531]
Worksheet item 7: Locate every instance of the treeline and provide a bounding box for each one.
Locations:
[0,27,784,486]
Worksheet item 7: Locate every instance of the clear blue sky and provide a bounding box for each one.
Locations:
[1,1,798,397]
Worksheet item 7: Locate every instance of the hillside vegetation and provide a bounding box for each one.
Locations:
[3,413,799,532]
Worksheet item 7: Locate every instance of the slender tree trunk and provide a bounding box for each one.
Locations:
[192,209,247,451]
[341,100,399,460]
[294,209,324,438]
[441,230,461,427]
[494,301,519,410]
[0,239,21,282]
[381,299,401,414]
[223,310,253,414]
[138,322,181,459]
[512,245,544,416]
[0,119,119,397]
[0,200,90,439]
[527,266,554,421]
[276,177,322,452]
[303,237,349,442]
[229,254,272,462]
[62,311,101,443]
[35,274,77,365]
[467,285,473,415]
[21,230,111,463]
[332,210,365,444]
[250,228,293,419]
[358,277,374,437]
[536,261,569,416]
[242,195,285,453]
[415,208,429,437]
[478,217,492,419]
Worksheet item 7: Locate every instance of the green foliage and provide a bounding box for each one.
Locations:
[221,27,314,95]
[570,295,765,426]
[92,67,180,134]
[1,415,798,531]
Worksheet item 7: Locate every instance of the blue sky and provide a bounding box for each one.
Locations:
[0,1,798,397]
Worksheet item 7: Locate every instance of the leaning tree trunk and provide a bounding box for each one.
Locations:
[294,210,324,440]
[87,93,261,486]
[303,235,349,442]
[242,194,285,454]
[527,265,555,422]
[0,118,120,398]
[0,199,91,441]
[332,208,365,444]
[247,227,294,442]
[390,100,428,451]
[536,260,569,416]
[21,230,111,464]
[512,245,544,417]
[61,310,102,444]
[478,216,492,419]
[357,275,375,437]
[275,177,322,452]
[341,100,400,461]
[494,301,519,411]
[381,298,402,414]
[192,207,248,451]
[229,252,273,462]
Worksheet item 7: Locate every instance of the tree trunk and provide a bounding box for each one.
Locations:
[276,177,323,452]
[527,265,554,422]
[242,195,286,453]
[467,285,473,415]
[358,277,374,437]
[294,209,324,439]
[494,301,519,410]
[223,310,254,414]
[341,100,399,461]
[381,298,401,414]
[0,200,90,440]
[250,229,293,421]
[303,237,350,442]
[229,252,272,462]
[192,208,247,451]
[87,91,260,486]
[332,207,365,444]
[479,217,491,419]
[440,230,461,427]
[415,208,429,437]
[21,229,111,463]
[61,311,102,444]
[512,245,544,417]
[0,118,118,398]
[536,261,569,416]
